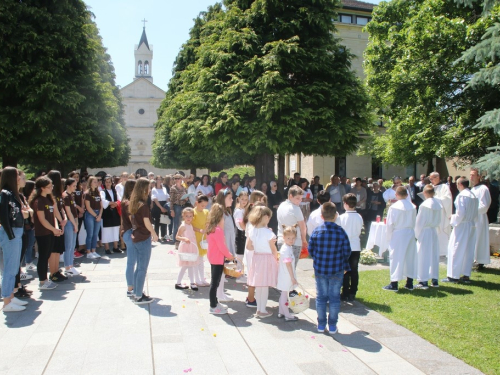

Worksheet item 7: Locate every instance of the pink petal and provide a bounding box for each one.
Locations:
[319,344,323,348]
[311,336,316,339]
[342,349,348,352]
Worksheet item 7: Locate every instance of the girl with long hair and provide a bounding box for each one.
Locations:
[214,172,229,195]
[22,179,37,272]
[129,178,158,304]
[151,175,170,243]
[0,167,30,311]
[206,204,234,315]
[83,176,103,259]
[47,170,68,282]
[29,176,60,291]
[62,178,80,277]
[121,179,137,298]
[68,171,84,260]
[196,174,214,209]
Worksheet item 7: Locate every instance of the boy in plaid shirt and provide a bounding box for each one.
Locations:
[309,202,351,334]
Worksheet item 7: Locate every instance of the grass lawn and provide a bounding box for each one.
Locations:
[356,266,500,375]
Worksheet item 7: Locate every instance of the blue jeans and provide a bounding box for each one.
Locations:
[84,210,101,250]
[315,272,344,327]
[64,221,77,267]
[123,229,136,287]
[24,228,36,264]
[172,204,183,240]
[133,237,152,297]
[0,227,23,298]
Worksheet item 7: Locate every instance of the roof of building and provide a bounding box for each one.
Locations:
[138,27,150,50]
[341,0,375,11]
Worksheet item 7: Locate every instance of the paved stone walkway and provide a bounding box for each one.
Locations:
[0,243,482,375]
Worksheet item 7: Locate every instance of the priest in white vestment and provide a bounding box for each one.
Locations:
[443,178,478,283]
[415,185,442,289]
[429,172,452,256]
[470,169,491,268]
[383,187,417,292]
[383,177,412,204]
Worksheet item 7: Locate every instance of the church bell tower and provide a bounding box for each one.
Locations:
[134,22,153,83]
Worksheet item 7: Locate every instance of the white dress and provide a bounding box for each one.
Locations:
[447,189,478,278]
[433,184,453,255]
[386,199,417,281]
[415,198,442,281]
[471,184,491,264]
[277,244,296,291]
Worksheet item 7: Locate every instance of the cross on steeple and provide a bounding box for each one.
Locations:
[142,18,147,28]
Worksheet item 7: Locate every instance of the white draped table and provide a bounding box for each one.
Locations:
[366,222,389,257]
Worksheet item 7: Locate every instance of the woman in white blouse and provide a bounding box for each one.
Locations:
[151,176,170,242]
[100,176,122,254]
[196,174,214,209]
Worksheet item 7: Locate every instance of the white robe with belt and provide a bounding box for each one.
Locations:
[471,184,491,264]
[447,189,478,278]
[433,184,452,255]
[415,198,442,281]
[386,199,417,281]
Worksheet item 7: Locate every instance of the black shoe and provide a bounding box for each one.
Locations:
[113,248,123,254]
[441,277,459,283]
[50,273,64,283]
[14,287,31,298]
[477,264,484,270]
[105,249,112,255]
[175,284,189,290]
[57,271,68,280]
[348,294,356,301]
[134,293,153,305]
[404,284,414,291]
[340,294,348,301]
[431,279,439,287]
[460,276,471,284]
[190,283,198,291]
[382,283,398,292]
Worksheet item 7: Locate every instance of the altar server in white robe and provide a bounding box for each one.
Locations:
[470,169,491,269]
[429,172,452,256]
[383,187,417,292]
[383,177,412,204]
[443,178,478,283]
[414,185,442,289]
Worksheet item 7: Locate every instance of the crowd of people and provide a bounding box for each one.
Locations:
[0,166,495,335]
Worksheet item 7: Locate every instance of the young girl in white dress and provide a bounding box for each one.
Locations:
[277,225,299,321]
[233,191,249,283]
[246,206,278,318]
[175,208,199,291]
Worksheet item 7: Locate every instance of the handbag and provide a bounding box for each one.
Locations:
[299,246,309,259]
[288,284,310,314]
[160,214,170,225]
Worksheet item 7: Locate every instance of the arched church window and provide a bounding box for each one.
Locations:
[144,61,149,75]
[137,60,143,75]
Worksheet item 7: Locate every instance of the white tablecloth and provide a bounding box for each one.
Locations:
[366,222,388,256]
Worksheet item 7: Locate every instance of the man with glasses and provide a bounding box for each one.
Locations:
[429,172,452,259]
[383,177,411,204]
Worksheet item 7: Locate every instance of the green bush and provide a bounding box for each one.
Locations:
[383,180,394,189]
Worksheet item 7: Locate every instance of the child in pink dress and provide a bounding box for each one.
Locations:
[246,206,278,318]
[175,208,199,291]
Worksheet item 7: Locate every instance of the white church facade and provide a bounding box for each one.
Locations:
[89,28,184,177]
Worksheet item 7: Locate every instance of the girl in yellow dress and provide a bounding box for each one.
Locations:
[192,195,210,286]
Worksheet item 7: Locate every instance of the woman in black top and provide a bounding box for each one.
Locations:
[267,181,283,235]
[0,167,29,311]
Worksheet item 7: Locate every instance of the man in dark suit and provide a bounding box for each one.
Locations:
[310,176,324,211]
[406,176,423,211]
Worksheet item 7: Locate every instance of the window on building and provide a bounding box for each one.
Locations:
[372,159,383,180]
[340,14,352,24]
[356,16,370,25]
[144,61,149,75]
[335,157,346,177]
[137,60,143,75]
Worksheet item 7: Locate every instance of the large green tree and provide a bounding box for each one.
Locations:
[153,0,372,182]
[456,0,500,177]
[0,0,129,173]
[364,0,500,171]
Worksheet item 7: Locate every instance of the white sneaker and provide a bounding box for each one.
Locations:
[93,252,101,258]
[218,296,234,302]
[39,281,57,290]
[65,267,80,277]
[70,267,81,275]
[26,263,37,271]
[20,273,33,281]
[86,253,95,259]
[3,303,25,312]
[209,303,228,315]
[11,297,28,306]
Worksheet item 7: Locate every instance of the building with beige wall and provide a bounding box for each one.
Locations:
[283,0,429,184]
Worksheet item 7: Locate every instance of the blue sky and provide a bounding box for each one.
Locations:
[85,0,380,91]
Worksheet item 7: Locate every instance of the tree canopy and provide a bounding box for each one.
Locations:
[364,0,500,169]
[153,0,372,177]
[0,0,129,172]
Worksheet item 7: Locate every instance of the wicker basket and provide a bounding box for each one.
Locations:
[200,234,208,250]
[178,252,199,262]
[223,265,243,278]
[288,284,310,314]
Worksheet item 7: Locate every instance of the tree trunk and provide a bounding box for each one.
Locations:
[426,158,434,175]
[254,153,275,185]
[190,167,196,176]
[2,154,18,168]
[277,154,285,193]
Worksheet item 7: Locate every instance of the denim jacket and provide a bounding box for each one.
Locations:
[0,189,24,240]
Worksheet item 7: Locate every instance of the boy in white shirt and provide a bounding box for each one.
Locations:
[307,190,331,236]
[336,193,363,301]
